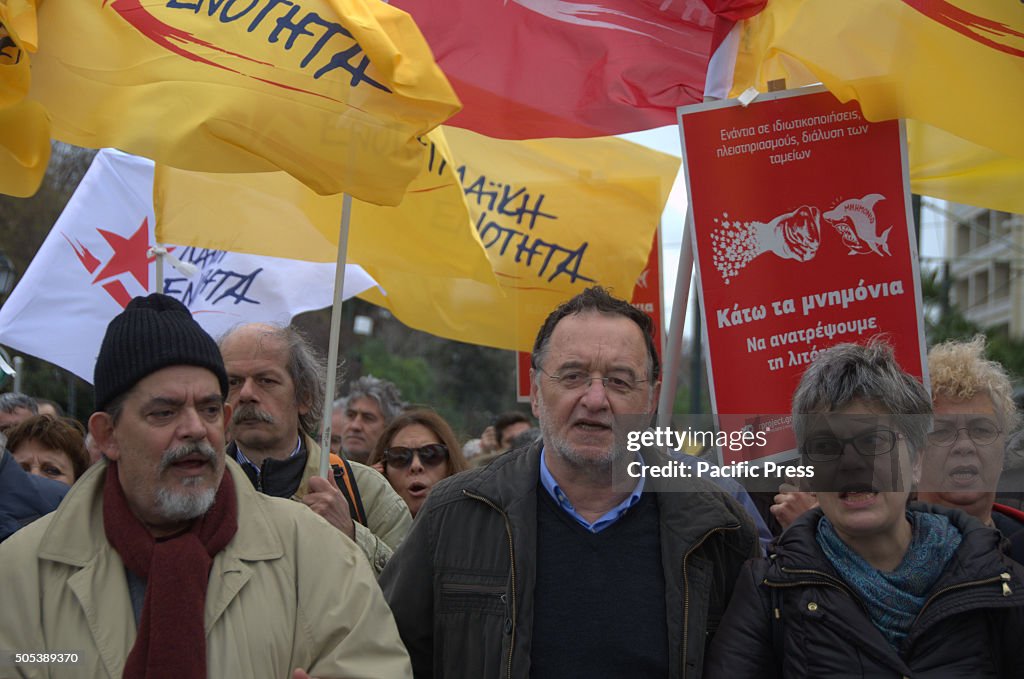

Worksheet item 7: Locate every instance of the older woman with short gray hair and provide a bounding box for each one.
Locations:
[708,341,1024,678]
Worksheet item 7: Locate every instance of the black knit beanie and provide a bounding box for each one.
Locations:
[93,294,229,411]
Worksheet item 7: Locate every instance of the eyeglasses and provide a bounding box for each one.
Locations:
[802,429,902,462]
[383,444,449,469]
[538,368,646,395]
[927,421,1002,447]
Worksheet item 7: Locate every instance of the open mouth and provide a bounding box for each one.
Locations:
[948,465,980,487]
[407,481,430,496]
[573,419,612,432]
[172,455,211,472]
[838,486,878,506]
[779,206,821,261]
[832,222,861,249]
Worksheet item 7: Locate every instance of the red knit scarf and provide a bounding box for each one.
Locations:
[103,461,238,679]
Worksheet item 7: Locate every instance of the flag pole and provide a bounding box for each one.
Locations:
[319,193,353,478]
[154,244,164,293]
[656,207,693,430]
[653,18,740,428]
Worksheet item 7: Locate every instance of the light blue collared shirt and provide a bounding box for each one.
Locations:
[234,435,302,480]
[539,447,645,533]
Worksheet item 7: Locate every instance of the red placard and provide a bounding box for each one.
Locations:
[516,229,663,401]
[678,88,926,464]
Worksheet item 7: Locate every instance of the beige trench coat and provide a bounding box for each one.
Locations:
[0,459,412,679]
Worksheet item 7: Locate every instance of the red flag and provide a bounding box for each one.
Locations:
[393,0,760,139]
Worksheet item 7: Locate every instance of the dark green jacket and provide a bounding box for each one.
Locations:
[380,442,759,679]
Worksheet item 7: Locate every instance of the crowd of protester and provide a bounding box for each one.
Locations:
[2,285,1024,677]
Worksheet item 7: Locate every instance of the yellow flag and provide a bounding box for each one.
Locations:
[155,128,496,289]
[729,0,1024,212]
[907,120,1024,215]
[358,129,679,350]
[30,0,460,204]
[157,129,678,351]
[0,0,49,197]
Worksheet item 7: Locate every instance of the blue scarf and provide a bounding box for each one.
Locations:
[816,510,962,649]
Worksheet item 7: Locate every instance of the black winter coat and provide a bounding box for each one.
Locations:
[380,441,760,679]
[705,503,1024,678]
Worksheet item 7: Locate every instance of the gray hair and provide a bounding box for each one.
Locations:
[331,396,348,413]
[220,324,327,440]
[531,287,660,386]
[928,335,1021,431]
[792,341,932,457]
[345,376,404,422]
[0,392,38,415]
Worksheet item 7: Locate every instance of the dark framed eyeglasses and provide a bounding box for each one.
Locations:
[927,421,1002,447]
[538,368,646,395]
[802,429,903,462]
[384,443,449,469]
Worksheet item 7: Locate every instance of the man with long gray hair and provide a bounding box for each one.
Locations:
[219,323,410,574]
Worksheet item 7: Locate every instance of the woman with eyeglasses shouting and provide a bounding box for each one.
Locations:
[368,409,469,517]
[917,335,1024,564]
[706,341,1024,679]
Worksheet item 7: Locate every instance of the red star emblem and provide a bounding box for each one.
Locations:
[93,218,155,290]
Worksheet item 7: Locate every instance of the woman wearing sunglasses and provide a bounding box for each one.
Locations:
[368,409,469,517]
[706,341,1024,678]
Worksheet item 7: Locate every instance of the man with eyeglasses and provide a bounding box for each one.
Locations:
[380,286,759,679]
[219,323,411,575]
[918,336,1024,562]
[0,296,411,677]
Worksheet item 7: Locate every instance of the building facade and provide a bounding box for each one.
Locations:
[945,205,1024,339]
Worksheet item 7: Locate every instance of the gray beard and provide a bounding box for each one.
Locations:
[153,442,219,521]
[537,394,627,478]
[155,482,216,522]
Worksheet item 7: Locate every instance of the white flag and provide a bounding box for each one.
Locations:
[0,149,377,383]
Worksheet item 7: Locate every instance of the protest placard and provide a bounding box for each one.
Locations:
[679,87,927,464]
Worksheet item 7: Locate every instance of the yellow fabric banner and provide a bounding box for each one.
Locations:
[29,0,460,204]
[360,128,678,350]
[155,128,496,295]
[156,129,678,351]
[729,0,1024,212]
[0,0,48,197]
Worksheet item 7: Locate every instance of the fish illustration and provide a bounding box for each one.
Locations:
[824,194,891,256]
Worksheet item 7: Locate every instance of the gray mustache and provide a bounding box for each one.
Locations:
[232,404,275,427]
[159,441,218,473]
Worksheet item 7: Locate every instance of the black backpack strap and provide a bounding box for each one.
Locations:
[331,457,368,526]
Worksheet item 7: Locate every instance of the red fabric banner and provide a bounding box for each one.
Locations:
[394,0,741,138]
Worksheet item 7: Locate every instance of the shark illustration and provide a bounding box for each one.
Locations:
[824,194,891,256]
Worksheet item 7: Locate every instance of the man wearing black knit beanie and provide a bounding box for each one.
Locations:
[0,293,411,679]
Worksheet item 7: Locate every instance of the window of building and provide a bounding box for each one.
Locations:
[973,211,991,248]
[994,262,1010,301]
[971,269,990,308]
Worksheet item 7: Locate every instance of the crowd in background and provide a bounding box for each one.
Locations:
[3,286,1024,678]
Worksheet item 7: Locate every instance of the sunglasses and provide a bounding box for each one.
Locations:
[384,443,449,469]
